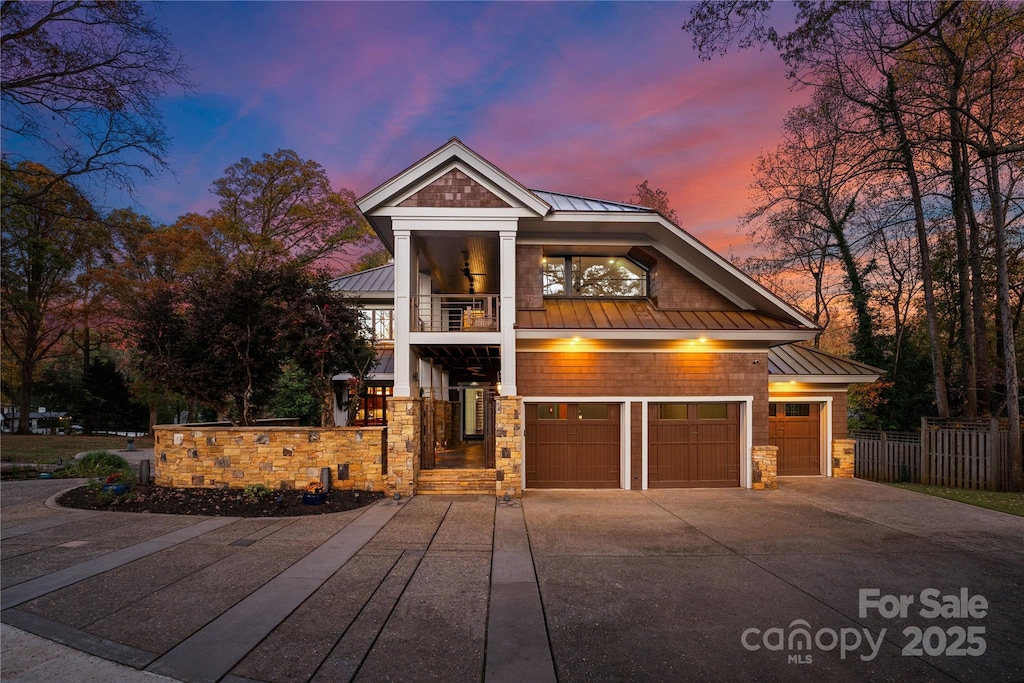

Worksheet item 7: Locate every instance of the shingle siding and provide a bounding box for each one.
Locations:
[399,169,509,208]
[517,351,770,443]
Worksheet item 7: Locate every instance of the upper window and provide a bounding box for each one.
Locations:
[542,256,647,298]
[360,308,394,340]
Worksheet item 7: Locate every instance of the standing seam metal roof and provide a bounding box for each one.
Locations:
[768,344,883,378]
[330,264,395,293]
[530,189,650,213]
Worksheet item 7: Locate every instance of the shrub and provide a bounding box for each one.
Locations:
[242,484,272,503]
[63,451,132,480]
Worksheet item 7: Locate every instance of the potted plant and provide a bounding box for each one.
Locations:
[302,480,326,505]
[101,472,130,496]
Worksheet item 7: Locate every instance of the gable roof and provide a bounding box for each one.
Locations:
[357,137,551,225]
[769,344,883,383]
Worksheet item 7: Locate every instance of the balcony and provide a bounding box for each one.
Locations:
[415,295,500,332]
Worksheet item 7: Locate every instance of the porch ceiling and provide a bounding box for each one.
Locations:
[416,344,501,383]
[416,234,499,295]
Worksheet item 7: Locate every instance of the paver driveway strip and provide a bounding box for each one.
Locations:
[2,477,1023,682]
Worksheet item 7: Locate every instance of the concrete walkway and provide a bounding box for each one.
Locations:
[2,477,1022,682]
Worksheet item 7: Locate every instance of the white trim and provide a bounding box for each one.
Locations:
[393,216,521,232]
[768,395,833,477]
[393,230,412,397]
[621,404,630,490]
[640,400,649,490]
[374,207,535,219]
[410,331,502,345]
[771,374,881,384]
[499,230,518,396]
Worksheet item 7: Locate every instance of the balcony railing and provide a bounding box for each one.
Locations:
[414,295,500,332]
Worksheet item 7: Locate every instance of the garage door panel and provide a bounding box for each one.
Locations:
[526,403,620,488]
[770,403,821,476]
[649,403,740,488]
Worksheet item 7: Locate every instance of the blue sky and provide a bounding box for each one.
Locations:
[6,1,808,258]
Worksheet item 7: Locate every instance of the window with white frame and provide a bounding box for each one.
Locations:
[360,308,394,340]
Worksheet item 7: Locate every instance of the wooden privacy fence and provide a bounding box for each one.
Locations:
[854,418,1016,490]
[851,430,921,483]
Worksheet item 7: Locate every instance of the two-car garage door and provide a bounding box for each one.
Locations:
[525,401,741,489]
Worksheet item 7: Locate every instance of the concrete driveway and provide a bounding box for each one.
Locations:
[2,477,1022,682]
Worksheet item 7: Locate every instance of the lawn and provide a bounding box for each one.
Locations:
[888,482,1024,517]
[0,434,154,464]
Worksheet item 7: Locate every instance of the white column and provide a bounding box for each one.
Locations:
[393,228,412,397]
[499,230,517,395]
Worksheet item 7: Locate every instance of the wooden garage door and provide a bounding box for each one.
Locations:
[649,403,740,488]
[769,403,821,476]
[525,403,620,488]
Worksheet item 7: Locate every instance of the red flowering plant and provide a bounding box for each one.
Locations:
[305,480,325,494]
[105,472,124,485]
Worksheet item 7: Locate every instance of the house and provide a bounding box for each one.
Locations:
[335,138,880,496]
[2,408,69,434]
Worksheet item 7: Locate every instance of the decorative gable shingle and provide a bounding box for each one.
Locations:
[399,169,510,208]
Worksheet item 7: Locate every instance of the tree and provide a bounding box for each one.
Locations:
[1,161,97,433]
[131,264,372,427]
[628,180,681,224]
[281,278,375,427]
[744,89,883,362]
[352,244,392,272]
[1,0,192,203]
[267,364,319,426]
[683,1,1024,489]
[209,150,372,270]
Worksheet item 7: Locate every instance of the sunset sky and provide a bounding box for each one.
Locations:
[18,2,811,261]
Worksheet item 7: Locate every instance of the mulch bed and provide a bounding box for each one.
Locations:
[56,484,384,517]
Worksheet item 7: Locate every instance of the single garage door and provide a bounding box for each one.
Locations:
[525,403,620,488]
[649,403,740,488]
[769,403,821,476]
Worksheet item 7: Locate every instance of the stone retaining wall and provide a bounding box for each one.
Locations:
[153,425,386,491]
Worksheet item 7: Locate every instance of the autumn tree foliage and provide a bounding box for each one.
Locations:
[683,0,1024,488]
[1,161,99,433]
[124,150,373,427]
[628,180,681,225]
[208,150,373,270]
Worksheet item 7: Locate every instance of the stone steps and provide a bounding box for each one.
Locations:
[417,468,496,495]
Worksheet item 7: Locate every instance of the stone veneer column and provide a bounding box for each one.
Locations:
[832,438,855,478]
[434,400,450,450]
[386,397,420,496]
[751,445,778,490]
[494,396,523,497]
